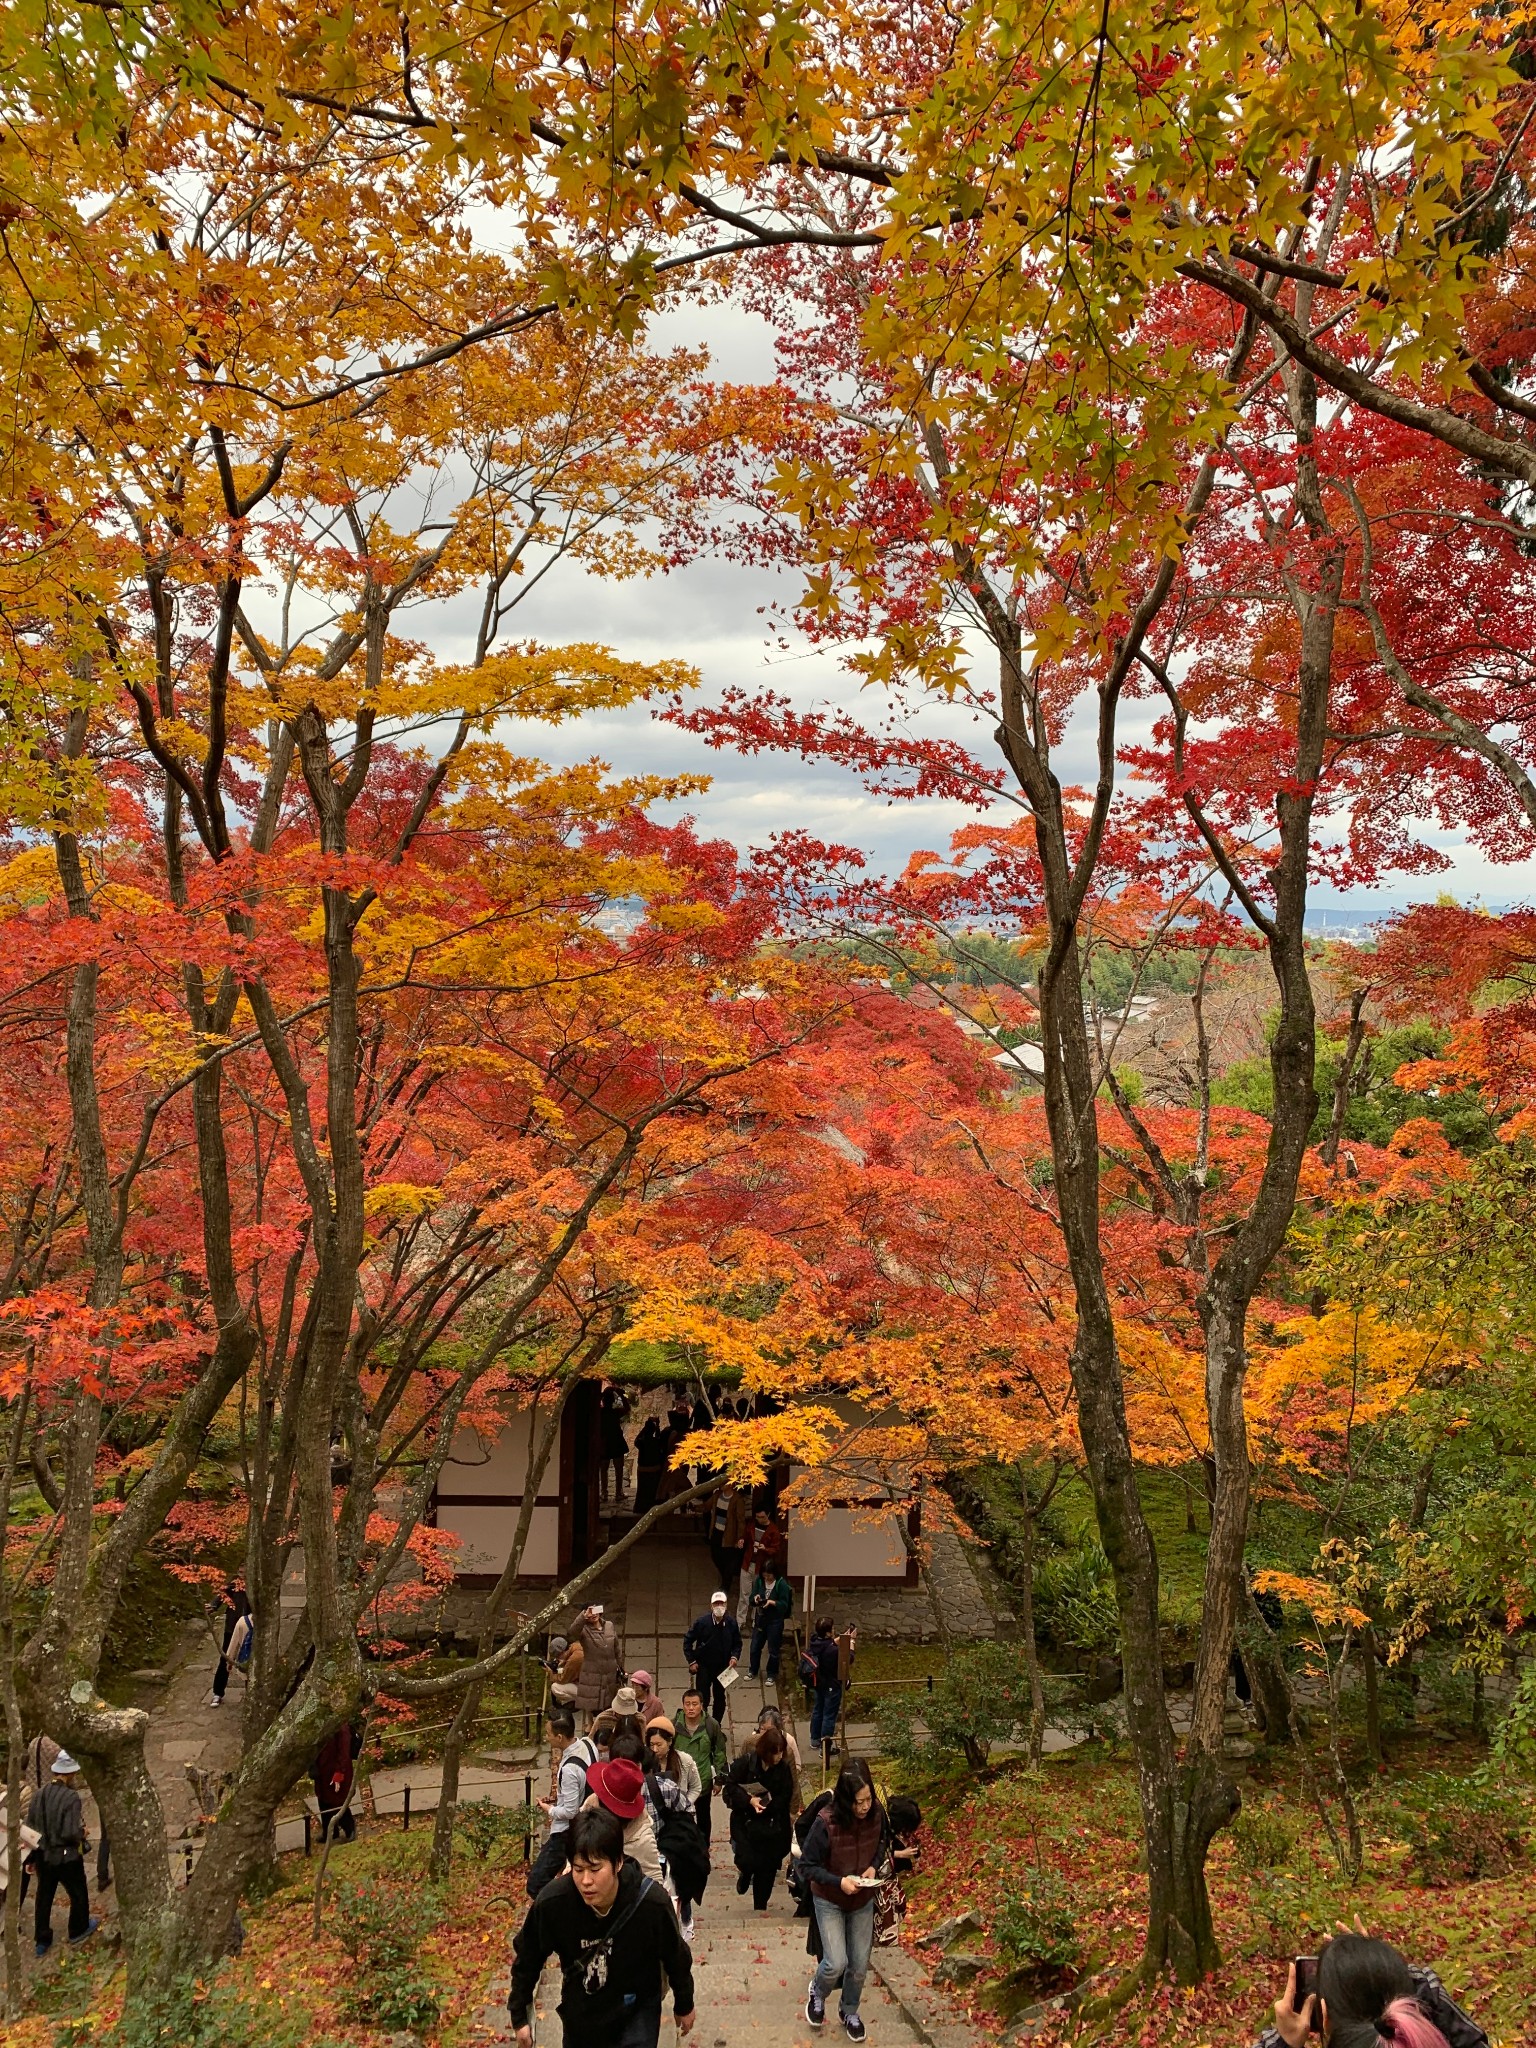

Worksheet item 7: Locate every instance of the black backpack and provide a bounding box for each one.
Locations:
[645,1773,712,1899]
[32,1782,83,1867]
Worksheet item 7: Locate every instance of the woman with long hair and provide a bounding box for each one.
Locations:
[644,1718,709,1940]
[1257,1933,1489,2048]
[645,1719,703,1808]
[797,1760,888,2043]
[722,1722,795,1911]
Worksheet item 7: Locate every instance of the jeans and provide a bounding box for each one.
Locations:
[34,1856,91,1947]
[527,1824,571,1898]
[749,1612,785,1678]
[812,1893,875,2015]
[810,1681,842,1745]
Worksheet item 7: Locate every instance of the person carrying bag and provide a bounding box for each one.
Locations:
[644,1771,711,1933]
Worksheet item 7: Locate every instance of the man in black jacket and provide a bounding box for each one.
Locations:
[509,1807,696,2048]
[683,1591,742,1721]
[28,1751,99,1957]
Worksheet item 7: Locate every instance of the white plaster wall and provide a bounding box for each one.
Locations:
[787,1506,908,1580]
[438,1415,545,1497]
[436,1502,561,1576]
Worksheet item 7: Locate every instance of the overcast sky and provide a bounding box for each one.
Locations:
[407,299,1536,926]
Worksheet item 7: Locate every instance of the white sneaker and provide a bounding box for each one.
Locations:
[208,1697,222,1709]
[680,1920,694,1945]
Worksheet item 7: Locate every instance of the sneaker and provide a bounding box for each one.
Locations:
[34,1939,51,1959]
[841,2013,866,2043]
[69,1917,100,1947]
[806,1983,826,2029]
[680,1919,694,1945]
[736,1871,750,1895]
[208,1696,222,1708]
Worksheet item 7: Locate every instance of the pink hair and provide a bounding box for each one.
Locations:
[1377,1998,1448,2048]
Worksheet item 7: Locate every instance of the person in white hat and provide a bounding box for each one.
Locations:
[683,1591,742,1721]
[28,1752,98,1956]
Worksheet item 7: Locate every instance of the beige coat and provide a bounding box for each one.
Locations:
[580,1791,663,1880]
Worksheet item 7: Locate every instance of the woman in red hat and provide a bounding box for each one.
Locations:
[582,1755,663,1881]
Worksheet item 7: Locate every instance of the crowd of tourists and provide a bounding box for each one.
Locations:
[2,1374,1501,2048]
[511,1572,910,2047]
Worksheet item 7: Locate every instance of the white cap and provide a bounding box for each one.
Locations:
[710,1590,728,1606]
[589,1604,603,1617]
[51,1752,80,1775]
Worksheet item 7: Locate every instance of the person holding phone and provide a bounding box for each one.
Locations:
[1255,1933,1488,2048]
[797,1761,889,2042]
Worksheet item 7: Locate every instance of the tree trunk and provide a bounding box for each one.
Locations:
[1320,987,1369,1169]
[1240,1591,1296,1746]
[1,1654,22,2019]
[1036,917,1212,1979]
[1362,1621,1383,1766]
[1,1383,30,2019]
[1016,1477,1047,1771]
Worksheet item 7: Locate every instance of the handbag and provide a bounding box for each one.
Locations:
[873,1868,906,1946]
[644,1774,712,1898]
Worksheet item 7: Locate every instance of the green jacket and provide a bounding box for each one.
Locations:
[674,1712,727,1797]
[749,1573,793,1624]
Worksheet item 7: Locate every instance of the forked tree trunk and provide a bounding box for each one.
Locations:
[1030,865,1216,1980]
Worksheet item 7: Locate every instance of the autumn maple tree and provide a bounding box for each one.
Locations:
[0,67,825,2010]
[9,0,1536,2012]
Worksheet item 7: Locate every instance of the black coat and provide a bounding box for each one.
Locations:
[722,1748,794,1868]
[509,1856,693,2045]
[808,1632,840,1689]
[683,1611,742,1678]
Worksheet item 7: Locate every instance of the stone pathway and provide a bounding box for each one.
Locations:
[466,1822,931,2047]
[135,1612,245,1846]
[454,1529,985,2045]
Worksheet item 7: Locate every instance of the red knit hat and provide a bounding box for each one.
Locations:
[587,1758,645,1820]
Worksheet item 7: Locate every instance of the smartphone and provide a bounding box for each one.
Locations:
[1293,1956,1319,2019]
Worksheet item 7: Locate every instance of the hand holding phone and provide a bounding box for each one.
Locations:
[1273,1959,1318,2046]
[1293,1957,1319,2015]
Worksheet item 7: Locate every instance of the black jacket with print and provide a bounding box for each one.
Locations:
[508,1855,692,2046]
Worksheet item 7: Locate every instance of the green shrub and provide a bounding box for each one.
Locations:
[1237,1865,1329,1956]
[991,1866,1082,1980]
[1033,1543,1120,1656]
[1229,1798,1300,1871]
[94,1979,343,2048]
[334,1874,446,2031]
[457,1795,538,1861]
[1382,1772,1529,1886]
[873,1640,1041,1770]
